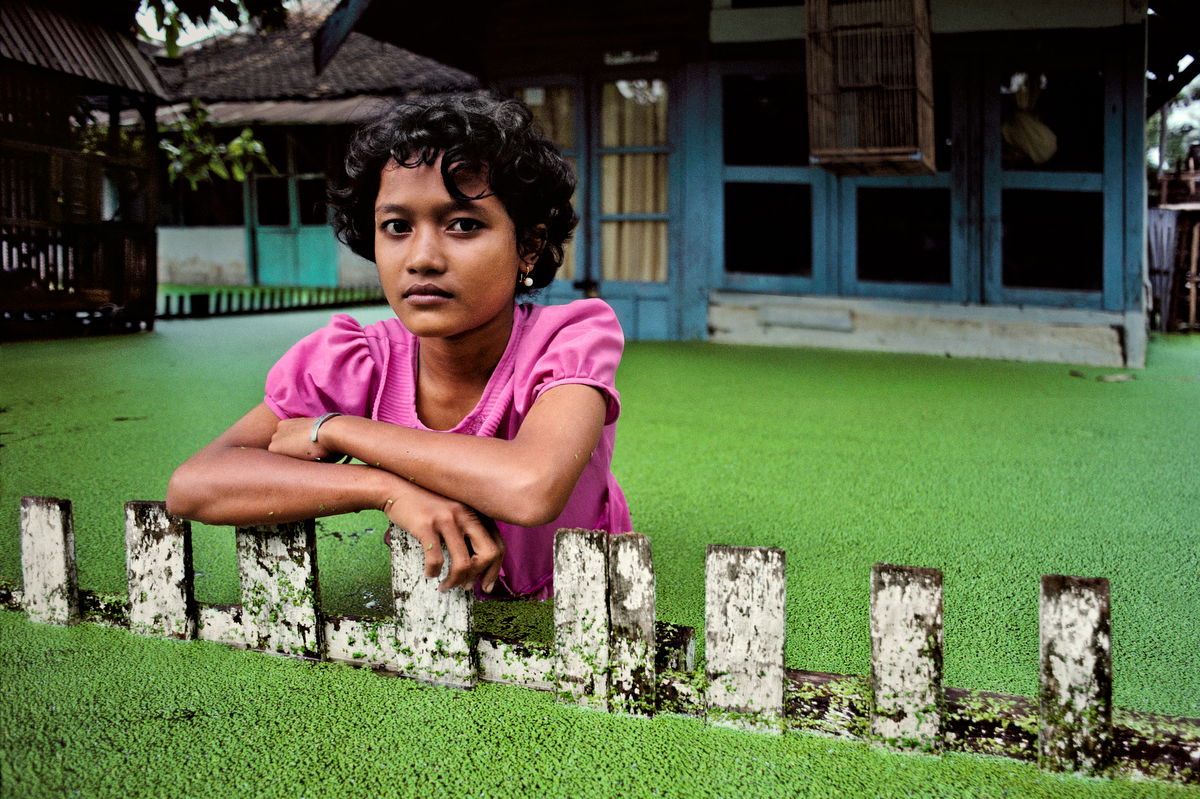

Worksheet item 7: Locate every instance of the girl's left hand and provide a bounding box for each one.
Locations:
[269,416,342,462]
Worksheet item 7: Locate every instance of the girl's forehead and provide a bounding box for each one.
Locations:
[380,155,490,199]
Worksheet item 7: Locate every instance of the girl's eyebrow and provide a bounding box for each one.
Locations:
[374,199,477,218]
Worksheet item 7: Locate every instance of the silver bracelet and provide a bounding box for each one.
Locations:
[310,412,344,443]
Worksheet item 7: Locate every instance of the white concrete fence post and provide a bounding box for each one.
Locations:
[389,525,475,688]
[124,501,196,639]
[870,563,944,752]
[608,532,656,715]
[236,520,323,658]
[704,545,787,732]
[554,529,611,710]
[1038,574,1112,775]
[19,496,79,625]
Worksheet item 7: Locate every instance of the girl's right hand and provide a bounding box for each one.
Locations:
[379,477,506,594]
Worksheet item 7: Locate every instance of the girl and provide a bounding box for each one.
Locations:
[166,96,631,600]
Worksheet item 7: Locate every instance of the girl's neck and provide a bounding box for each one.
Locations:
[414,304,515,429]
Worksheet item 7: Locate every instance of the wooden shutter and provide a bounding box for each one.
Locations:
[806,0,935,174]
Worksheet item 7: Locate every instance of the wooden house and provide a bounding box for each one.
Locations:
[313,0,1200,367]
[154,11,478,290]
[0,0,164,336]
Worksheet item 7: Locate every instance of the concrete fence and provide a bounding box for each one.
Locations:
[9,496,1200,786]
[157,286,384,319]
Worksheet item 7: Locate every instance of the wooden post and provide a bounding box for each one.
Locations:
[704,545,786,732]
[389,526,475,688]
[236,521,322,658]
[554,529,610,710]
[124,501,196,639]
[870,563,944,751]
[19,496,79,625]
[608,533,655,715]
[1039,575,1112,775]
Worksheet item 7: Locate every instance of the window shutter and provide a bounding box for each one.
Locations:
[806,0,935,174]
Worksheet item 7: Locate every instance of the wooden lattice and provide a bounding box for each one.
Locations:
[806,0,935,174]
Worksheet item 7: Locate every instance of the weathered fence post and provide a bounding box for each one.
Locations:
[1039,575,1112,775]
[389,526,475,688]
[19,496,79,625]
[236,521,323,657]
[608,533,655,715]
[124,501,196,639]
[870,563,944,751]
[705,545,786,732]
[554,529,611,709]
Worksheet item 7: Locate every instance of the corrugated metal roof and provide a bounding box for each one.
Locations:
[156,96,398,126]
[0,0,165,98]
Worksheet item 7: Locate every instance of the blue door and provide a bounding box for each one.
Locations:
[250,132,338,287]
[513,76,681,340]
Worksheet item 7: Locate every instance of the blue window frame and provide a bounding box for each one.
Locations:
[713,62,835,296]
[507,72,683,340]
[980,40,1125,311]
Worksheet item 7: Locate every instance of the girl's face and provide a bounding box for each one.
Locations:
[373,157,524,343]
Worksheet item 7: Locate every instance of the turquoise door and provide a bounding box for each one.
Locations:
[250,134,338,287]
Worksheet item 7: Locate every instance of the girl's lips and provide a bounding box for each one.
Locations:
[403,284,453,305]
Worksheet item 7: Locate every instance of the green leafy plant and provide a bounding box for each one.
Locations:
[159,100,274,189]
[139,0,287,58]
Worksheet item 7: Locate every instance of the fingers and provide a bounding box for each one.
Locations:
[464,514,506,594]
[385,496,507,593]
[394,525,444,579]
[436,513,473,592]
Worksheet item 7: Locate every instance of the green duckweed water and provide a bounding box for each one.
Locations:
[2,309,1199,797]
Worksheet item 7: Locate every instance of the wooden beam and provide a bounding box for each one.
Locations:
[608,533,656,715]
[236,521,323,658]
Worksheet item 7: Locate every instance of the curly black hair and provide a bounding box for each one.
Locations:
[328,95,577,294]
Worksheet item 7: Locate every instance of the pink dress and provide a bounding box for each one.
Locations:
[264,298,632,599]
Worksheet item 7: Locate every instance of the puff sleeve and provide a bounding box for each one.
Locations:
[520,299,624,425]
[264,314,378,420]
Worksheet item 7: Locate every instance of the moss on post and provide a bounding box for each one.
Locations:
[389,525,475,688]
[704,545,786,733]
[236,520,323,658]
[870,563,944,752]
[124,501,196,639]
[608,533,656,715]
[1038,574,1112,775]
[554,529,611,710]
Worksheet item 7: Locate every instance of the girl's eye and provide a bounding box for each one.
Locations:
[448,218,484,233]
[381,220,410,235]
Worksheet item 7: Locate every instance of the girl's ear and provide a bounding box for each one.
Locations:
[518,224,548,264]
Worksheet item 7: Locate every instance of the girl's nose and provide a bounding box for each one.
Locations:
[405,227,447,273]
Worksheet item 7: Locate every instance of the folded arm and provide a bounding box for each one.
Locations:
[165,404,506,592]
[267,383,609,528]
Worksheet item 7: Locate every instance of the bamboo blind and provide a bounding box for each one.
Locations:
[806,0,935,174]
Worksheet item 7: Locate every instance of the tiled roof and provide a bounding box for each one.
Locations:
[161,11,478,103]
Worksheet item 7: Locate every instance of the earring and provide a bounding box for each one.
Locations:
[519,271,534,288]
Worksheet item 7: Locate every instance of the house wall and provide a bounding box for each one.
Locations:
[158,227,249,286]
[685,4,1150,366]
[709,0,1145,42]
[159,226,379,289]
